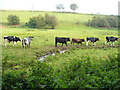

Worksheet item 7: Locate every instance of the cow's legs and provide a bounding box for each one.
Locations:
[111,42,114,46]
[55,42,57,47]
[113,42,114,45]
[4,39,7,47]
[93,42,96,46]
[105,41,109,45]
[86,41,89,46]
[13,42,16,46]
[105,41,107,45]
[22,42,25,48]
[61,43,64,47]
[28,43,30,48]
[65,42,67,46]
[80,42,82,45]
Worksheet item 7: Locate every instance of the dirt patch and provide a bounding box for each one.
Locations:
[35,45,119,59]
[0,25,7,28]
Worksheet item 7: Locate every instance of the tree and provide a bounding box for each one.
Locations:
[70,4,78,12]
[36,15,46,29]
[27,17,37,28]
[45,14,58,29]
[7,15,20,25]
[105,16,118,28]
[56,4,65,12]
[87,16,118,29]
[27,14,58,29]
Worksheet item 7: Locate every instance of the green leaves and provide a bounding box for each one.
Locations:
[88,16,118,29]
[7,15,20,25]
[27,14,58,29]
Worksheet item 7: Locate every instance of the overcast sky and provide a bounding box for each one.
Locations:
[1,0,119,15]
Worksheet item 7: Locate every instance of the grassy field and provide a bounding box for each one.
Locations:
[1,10,119,89]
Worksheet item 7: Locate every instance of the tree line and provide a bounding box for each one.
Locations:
[7,14,58,29]
[87,16,119,29]
[7,14,119,29]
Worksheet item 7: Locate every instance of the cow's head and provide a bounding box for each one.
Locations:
[29,36,34,41]
[81,39,85,42]
[67,38,70,41]
[96,38,99,41]
[115,38,119,41]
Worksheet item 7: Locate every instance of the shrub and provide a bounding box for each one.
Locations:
[27,17,37,28]
[7,15,20,25]
[53,55,119,88]
[2,62,54,89]
[36,15,46,29]
[27,14,58,29]
[45,14,58,29]
[105,16,118,28]
[87,16,118,29]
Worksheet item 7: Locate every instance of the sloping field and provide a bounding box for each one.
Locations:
[1,10,119,89]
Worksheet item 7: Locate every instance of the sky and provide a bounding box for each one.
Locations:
[1,0,119,15]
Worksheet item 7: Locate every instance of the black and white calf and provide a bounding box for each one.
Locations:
[105,36,118,45]
[22,36,34,48]
[86,37,99,46]
[3,36,21,47]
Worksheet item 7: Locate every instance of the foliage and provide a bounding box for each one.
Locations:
[27,17,37,28]
[27,14,58,29]
[7,15,20,25]
[2,62,54,89]
[70,4,78,11]
[2,47,119,89]
[45,14,58,29]
[87,16,118,29]
[56,4,65,11]
[51,50,119,88]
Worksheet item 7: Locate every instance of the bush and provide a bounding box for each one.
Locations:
[2,62,54,89]
[27,14,58,29]
[45,14,58,29]
[53,55,119,88]
[7,15,20,25]
[87,16,118,29]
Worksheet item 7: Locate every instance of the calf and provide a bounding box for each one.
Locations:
[86,37,99,46]
[55,37,70,47]
[3,36,21,47]
[105,36,118,45]
[71,38,85,45]
[22,36,34,48]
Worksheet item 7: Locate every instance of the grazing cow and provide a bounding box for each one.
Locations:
[71,38,85,45]
[22,36,34,48]
[55,37,70,47]
[3,36,21,47]
[86,37,99,46]
[105,36,118,45]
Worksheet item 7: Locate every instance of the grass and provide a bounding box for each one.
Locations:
[1,10,119,88]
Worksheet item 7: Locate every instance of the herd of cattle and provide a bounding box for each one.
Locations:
[3,36,119,47]
[3,36,34,48]
[55,37,118,46]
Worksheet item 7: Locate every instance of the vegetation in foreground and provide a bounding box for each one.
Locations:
[2,47,119,89]
[1,10,119,89]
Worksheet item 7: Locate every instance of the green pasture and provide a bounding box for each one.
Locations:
[2,10,118,71]
[1,10,119,88]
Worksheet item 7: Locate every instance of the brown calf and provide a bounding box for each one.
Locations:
[71,38,85,45]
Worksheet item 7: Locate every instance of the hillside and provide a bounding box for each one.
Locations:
[1,10,119,89]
